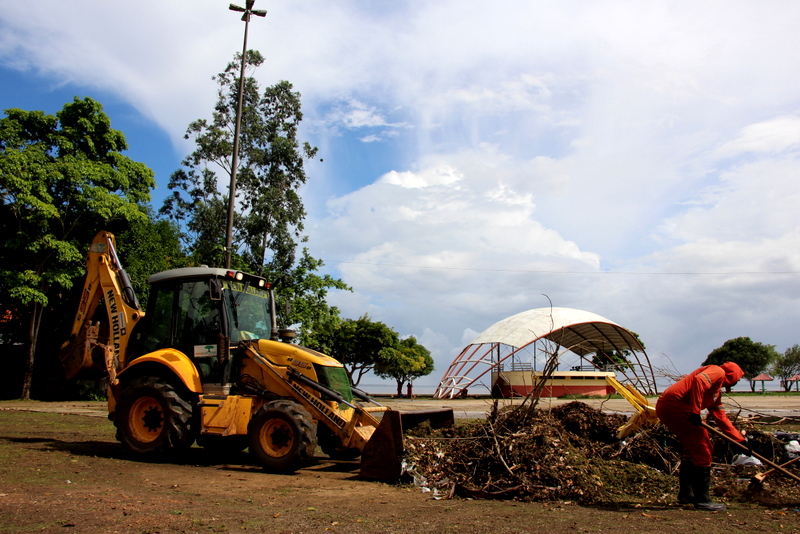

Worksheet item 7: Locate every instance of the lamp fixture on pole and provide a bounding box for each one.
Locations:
[225,0,267,268]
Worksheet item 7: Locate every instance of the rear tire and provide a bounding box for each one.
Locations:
[248,400,317,473]
[114,376,195,456]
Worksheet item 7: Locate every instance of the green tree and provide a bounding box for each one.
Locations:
[591,350,631,371]
[374,336,435,397]
[162,50,315,271]
[115,211,189,308]
[162,50,344,333]
[272,248,350,340]
[589,331,644,371]
[0,97,154,398]
[703,337,779,392]
[306,314,399,387]
[771,345,800,392]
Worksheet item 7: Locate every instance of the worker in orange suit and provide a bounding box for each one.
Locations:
[656,361,747,511]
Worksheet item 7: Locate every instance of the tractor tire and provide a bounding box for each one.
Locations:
[114,376,195,457]
[248,400,317,473]
[318,424,361,461]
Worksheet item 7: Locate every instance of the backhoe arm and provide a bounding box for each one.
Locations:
[605,376,660,438]
[59,231,143,383]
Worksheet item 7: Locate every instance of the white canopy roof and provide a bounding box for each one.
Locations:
[469,307,644,356]
[434,306,653,398]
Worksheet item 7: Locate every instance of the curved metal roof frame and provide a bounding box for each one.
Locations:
[434,307,657,399]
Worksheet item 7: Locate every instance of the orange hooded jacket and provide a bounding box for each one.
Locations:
[658,362,745,442]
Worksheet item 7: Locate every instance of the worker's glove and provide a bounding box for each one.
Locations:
[688,413,702,426]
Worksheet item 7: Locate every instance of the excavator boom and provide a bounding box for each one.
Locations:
[58,231,143,383]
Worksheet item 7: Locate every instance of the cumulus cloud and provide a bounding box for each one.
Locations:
[3,1,800,389]
[309,149,608,377]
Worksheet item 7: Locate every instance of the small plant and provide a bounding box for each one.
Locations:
[73,381,107,401]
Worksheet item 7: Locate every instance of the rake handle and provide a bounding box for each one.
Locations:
[701,422,800,484]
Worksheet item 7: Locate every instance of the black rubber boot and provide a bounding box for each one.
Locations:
[677,460,694,504]
[692,466,726,511]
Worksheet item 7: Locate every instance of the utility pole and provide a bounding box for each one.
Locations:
[225,0,267,268]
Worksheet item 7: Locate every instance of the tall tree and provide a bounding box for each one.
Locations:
[0,97,154,398]
[771,345,800,392]
[374,336,435,397]
[703,337,779,392]
[162,50,315,271]
[162,50,345,332]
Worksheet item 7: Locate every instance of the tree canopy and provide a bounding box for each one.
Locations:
[0,97,155,398]
[771,345,800,392]
[703,337,779,392]
[161,50,346,334]
[374,336,435,397]
[162,50,315,272]
[587,332,643,371]
[305,314,399,387]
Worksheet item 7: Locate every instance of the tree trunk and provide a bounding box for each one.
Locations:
[20,302,44,400]
[351,366,367,387]
[396,380,404,398]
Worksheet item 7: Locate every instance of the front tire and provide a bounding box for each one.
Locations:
[114,376,195,456]
[248,400,317,473]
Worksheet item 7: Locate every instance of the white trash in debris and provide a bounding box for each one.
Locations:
[732,454,762,466]
[786,440,800,455]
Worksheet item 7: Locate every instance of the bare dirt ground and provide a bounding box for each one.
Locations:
[1,397,798,534]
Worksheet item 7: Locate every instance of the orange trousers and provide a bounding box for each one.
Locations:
[655,398,714,467]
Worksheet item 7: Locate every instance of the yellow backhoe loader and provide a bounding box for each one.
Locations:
[59,231,452,480]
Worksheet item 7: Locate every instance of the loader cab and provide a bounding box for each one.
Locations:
[129,267,275,390]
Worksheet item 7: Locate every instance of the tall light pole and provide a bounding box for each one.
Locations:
[225,1,267,268]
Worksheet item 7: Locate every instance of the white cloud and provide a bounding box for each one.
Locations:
[325,99,393,129]
[358,134,381,143]
[380,166,462,189]
[661,157,800,244]
[318,98,411,142]
[713,116,800,159]
[3,1,800,389]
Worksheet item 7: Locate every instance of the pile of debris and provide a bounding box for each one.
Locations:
[403,401,800,506]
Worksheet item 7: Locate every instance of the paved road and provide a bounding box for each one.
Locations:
[1,395,797,420]
[377,395,800,420]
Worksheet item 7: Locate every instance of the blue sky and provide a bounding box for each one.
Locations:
[3,1,800,393]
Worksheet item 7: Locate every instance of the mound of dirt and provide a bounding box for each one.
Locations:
[403,400,800,506]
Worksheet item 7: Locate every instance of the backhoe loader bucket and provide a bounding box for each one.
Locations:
[59,321,107,380]
[360,408,454,481]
